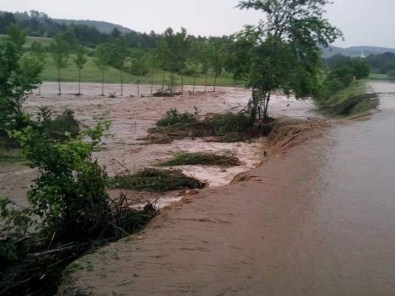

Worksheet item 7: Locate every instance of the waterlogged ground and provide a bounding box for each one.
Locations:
[0,82,317,208]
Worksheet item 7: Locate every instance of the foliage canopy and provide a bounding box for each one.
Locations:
[228,0,342,125]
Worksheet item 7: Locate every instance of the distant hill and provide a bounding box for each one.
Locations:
[323,45,395,58]
[52,19,134,34]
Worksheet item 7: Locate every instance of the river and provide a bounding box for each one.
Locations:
[303,80,395,295]
[64,81,395,296]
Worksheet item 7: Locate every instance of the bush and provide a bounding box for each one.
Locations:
[36,107,80,140]
[0,116,158,295]
[203,112,251,141]
[156,107,199,127]
[111,168,206,192]
[6,120,111,241]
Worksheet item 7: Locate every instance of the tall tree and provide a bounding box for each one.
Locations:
[157,27,190,93]
[108,36,128,96]
[94,43,111,96]
[49,31,76,95]
[208,39,226,92]
[73,45,88,95]
[230,0,342,125]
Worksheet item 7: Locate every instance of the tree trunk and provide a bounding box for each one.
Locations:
[193,77,196,93]
[136,76,140,97]
[181,75,184,94]
[101,69,105,96]
[150,68,154,95]
[120,69,123,97]
[161,71,166,91]
[204,72,208,92]
[78,69,81,95]
[58,69,61,95]
[213,75,217,92]
[249,88,258,127]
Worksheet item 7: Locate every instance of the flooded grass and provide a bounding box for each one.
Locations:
[157,151,241,167]
[110,168,206,192]
[146,111,252,144]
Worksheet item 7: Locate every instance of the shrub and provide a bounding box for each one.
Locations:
[203,112,251,141]
[36,107,80,140]
[156,107,199,127]
[7,120,111,241]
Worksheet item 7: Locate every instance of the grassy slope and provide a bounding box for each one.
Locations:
[317,80,379,116]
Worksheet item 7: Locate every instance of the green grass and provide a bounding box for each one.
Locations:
[0,148,26,164]
[157,151,241,167]
[317,81,379,116]
[39,54,239,86]
[110,168,206,192]
[369,73,390,80]
[0,34,53,48]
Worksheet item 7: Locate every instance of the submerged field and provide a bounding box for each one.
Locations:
[0,82,319,208]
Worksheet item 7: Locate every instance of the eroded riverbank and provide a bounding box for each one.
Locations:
[59,133,331,296]
[60,82,395,295]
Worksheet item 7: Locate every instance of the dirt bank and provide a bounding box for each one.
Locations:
[58,132,329,296]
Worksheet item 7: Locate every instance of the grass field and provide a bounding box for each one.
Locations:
[0,34,53,48]
[1,34,241,86]
[40,55,240,86]
[369,73,391,80]
[41,55,240,86]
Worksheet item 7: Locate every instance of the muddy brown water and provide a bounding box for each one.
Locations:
[1,83,315,207]
[63,81,395,295]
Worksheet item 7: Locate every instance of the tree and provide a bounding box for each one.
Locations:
[125,49,150,97]
[94,43,111,96]
[230,0,342,125]
[208,39,226,92]
[0,12,16,34]
[157,27,190,93]
[108,36,128,96]
[73,45,88,95]
[0,23,44,139]
[49,31,76,95]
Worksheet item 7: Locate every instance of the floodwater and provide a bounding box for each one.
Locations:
[67,81,395,295]
[306,81,395,295]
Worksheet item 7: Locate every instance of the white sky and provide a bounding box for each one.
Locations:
[1,0,395,48]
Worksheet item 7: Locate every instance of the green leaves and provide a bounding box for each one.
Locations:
[0,24,43,140]
[157,27,190,73]
[231,0,342,122]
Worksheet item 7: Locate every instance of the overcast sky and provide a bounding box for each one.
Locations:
[1,0,395,48]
